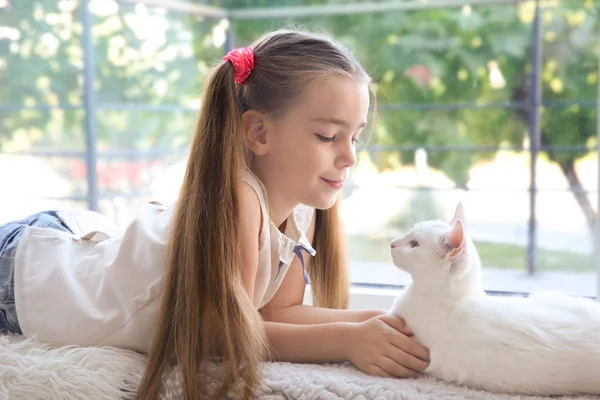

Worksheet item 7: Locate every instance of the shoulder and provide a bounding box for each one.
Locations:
[238,180,263,237]
[237,179,264,304]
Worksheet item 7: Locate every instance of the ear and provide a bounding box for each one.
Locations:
[442,220,465,261]
[241,110,269,156]
[450,201,467,226]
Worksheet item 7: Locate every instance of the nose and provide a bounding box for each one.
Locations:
[335,140,357,169]
[390,240,398,248]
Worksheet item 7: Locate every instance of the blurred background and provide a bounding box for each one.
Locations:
[1,0,599,296]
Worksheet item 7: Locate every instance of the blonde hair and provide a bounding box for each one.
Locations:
[137,29,372,400]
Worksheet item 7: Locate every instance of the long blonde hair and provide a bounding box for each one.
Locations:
[137,29,372,400]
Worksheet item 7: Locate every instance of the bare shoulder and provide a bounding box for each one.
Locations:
[238,180,262,233]
[237,180,263,301]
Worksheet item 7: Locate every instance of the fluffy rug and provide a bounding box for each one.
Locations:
[0,334,144,399]
[1,334,599,400]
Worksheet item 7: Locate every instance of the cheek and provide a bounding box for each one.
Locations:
[396,249,427,268]
[271,140,309,175]
[403,252,418,265]
[303,144,329,167]
[280,136,322,166]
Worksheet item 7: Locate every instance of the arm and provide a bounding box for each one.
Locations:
[263,321,353,362]
[238,182,261,304]
[262,292,386,324]
[237,185,356,361]
[238,190,427,376]
[263,317,427,378]
[260,210,385,325]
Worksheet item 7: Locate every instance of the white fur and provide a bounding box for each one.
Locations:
[0,334,145,399]
[0,332,597,399]
[390,202,600,396]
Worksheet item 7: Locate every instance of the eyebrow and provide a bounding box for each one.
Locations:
[312,117,367,130]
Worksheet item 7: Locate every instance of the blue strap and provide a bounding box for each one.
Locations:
[274,244,312,285]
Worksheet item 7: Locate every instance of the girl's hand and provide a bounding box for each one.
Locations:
[346,314,430,378]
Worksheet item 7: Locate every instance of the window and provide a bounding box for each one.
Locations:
[1,0,598,305]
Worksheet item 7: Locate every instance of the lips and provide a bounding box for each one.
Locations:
[321,177,344,189]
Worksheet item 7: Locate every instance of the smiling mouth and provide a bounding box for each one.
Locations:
[321,178,344,189]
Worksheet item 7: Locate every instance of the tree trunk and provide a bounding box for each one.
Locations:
[557,159,597,233]
[511,75,597,234]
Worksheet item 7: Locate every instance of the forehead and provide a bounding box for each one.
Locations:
[413,220,450,236]
[295,77,370,123]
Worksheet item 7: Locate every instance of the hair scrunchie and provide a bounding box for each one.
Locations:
[223,47,255,84]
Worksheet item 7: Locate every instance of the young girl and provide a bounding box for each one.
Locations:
[0,29,429,399]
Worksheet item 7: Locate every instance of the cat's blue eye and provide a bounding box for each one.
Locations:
[409,240,419,248]
[315,133,335,143]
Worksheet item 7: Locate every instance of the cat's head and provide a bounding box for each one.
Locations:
[390,202,482,293]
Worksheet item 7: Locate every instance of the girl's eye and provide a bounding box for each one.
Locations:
[316,133,335,143]
[409,240,420,248]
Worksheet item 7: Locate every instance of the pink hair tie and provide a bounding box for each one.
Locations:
[223,47,254,84]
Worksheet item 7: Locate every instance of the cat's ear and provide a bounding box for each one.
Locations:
[442,220,465,261]
[449,202,467,227]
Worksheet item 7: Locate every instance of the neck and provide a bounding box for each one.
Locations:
[249,163,298,230]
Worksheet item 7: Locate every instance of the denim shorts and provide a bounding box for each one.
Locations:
[0,211,72,334]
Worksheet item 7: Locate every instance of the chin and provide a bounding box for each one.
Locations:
[303,194,339,210]
[392,262,406,271]
[391,254,407,271]
[396,265,409,273]
[316,198,339,210]
[307,203,335,211]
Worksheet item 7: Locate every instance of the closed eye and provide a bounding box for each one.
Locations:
[316,133,360,145]
[315,133,335,143]
[408,239,419,248]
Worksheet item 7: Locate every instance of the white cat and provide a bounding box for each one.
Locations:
[389,202,600,396]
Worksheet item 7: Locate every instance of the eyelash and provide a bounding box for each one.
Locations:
[315,134,360,144]
[409,240,420,248]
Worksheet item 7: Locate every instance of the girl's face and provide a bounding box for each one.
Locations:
[250,76,370,213]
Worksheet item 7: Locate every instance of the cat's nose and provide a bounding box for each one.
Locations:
[390,242,397,248]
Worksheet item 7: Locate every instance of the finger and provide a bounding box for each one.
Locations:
[369,365,394,379]
[377,357,420,379]
[378,314,413,336]
[387,330,430,363]
[385,341,429,373]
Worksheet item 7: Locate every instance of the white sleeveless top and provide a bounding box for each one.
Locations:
[13,169,315,353]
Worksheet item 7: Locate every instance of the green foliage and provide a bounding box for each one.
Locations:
[347,233,595,272]
[0,0,224,151]
[1,0,599,184]
[220,0,599,186]
[387,189,444,232]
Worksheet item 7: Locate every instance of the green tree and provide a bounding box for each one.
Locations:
[0,0,222,152]
[2,0,599,231]
[216,0,599,231]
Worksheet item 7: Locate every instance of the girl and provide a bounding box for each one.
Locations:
[0,29,429,399]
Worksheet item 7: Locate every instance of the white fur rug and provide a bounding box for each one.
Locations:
[1,334,599,400]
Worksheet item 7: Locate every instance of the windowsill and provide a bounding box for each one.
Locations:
[304,282,596,310]
[303,284,400,309]
[348,260,597,298]
[348,284,401,309]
